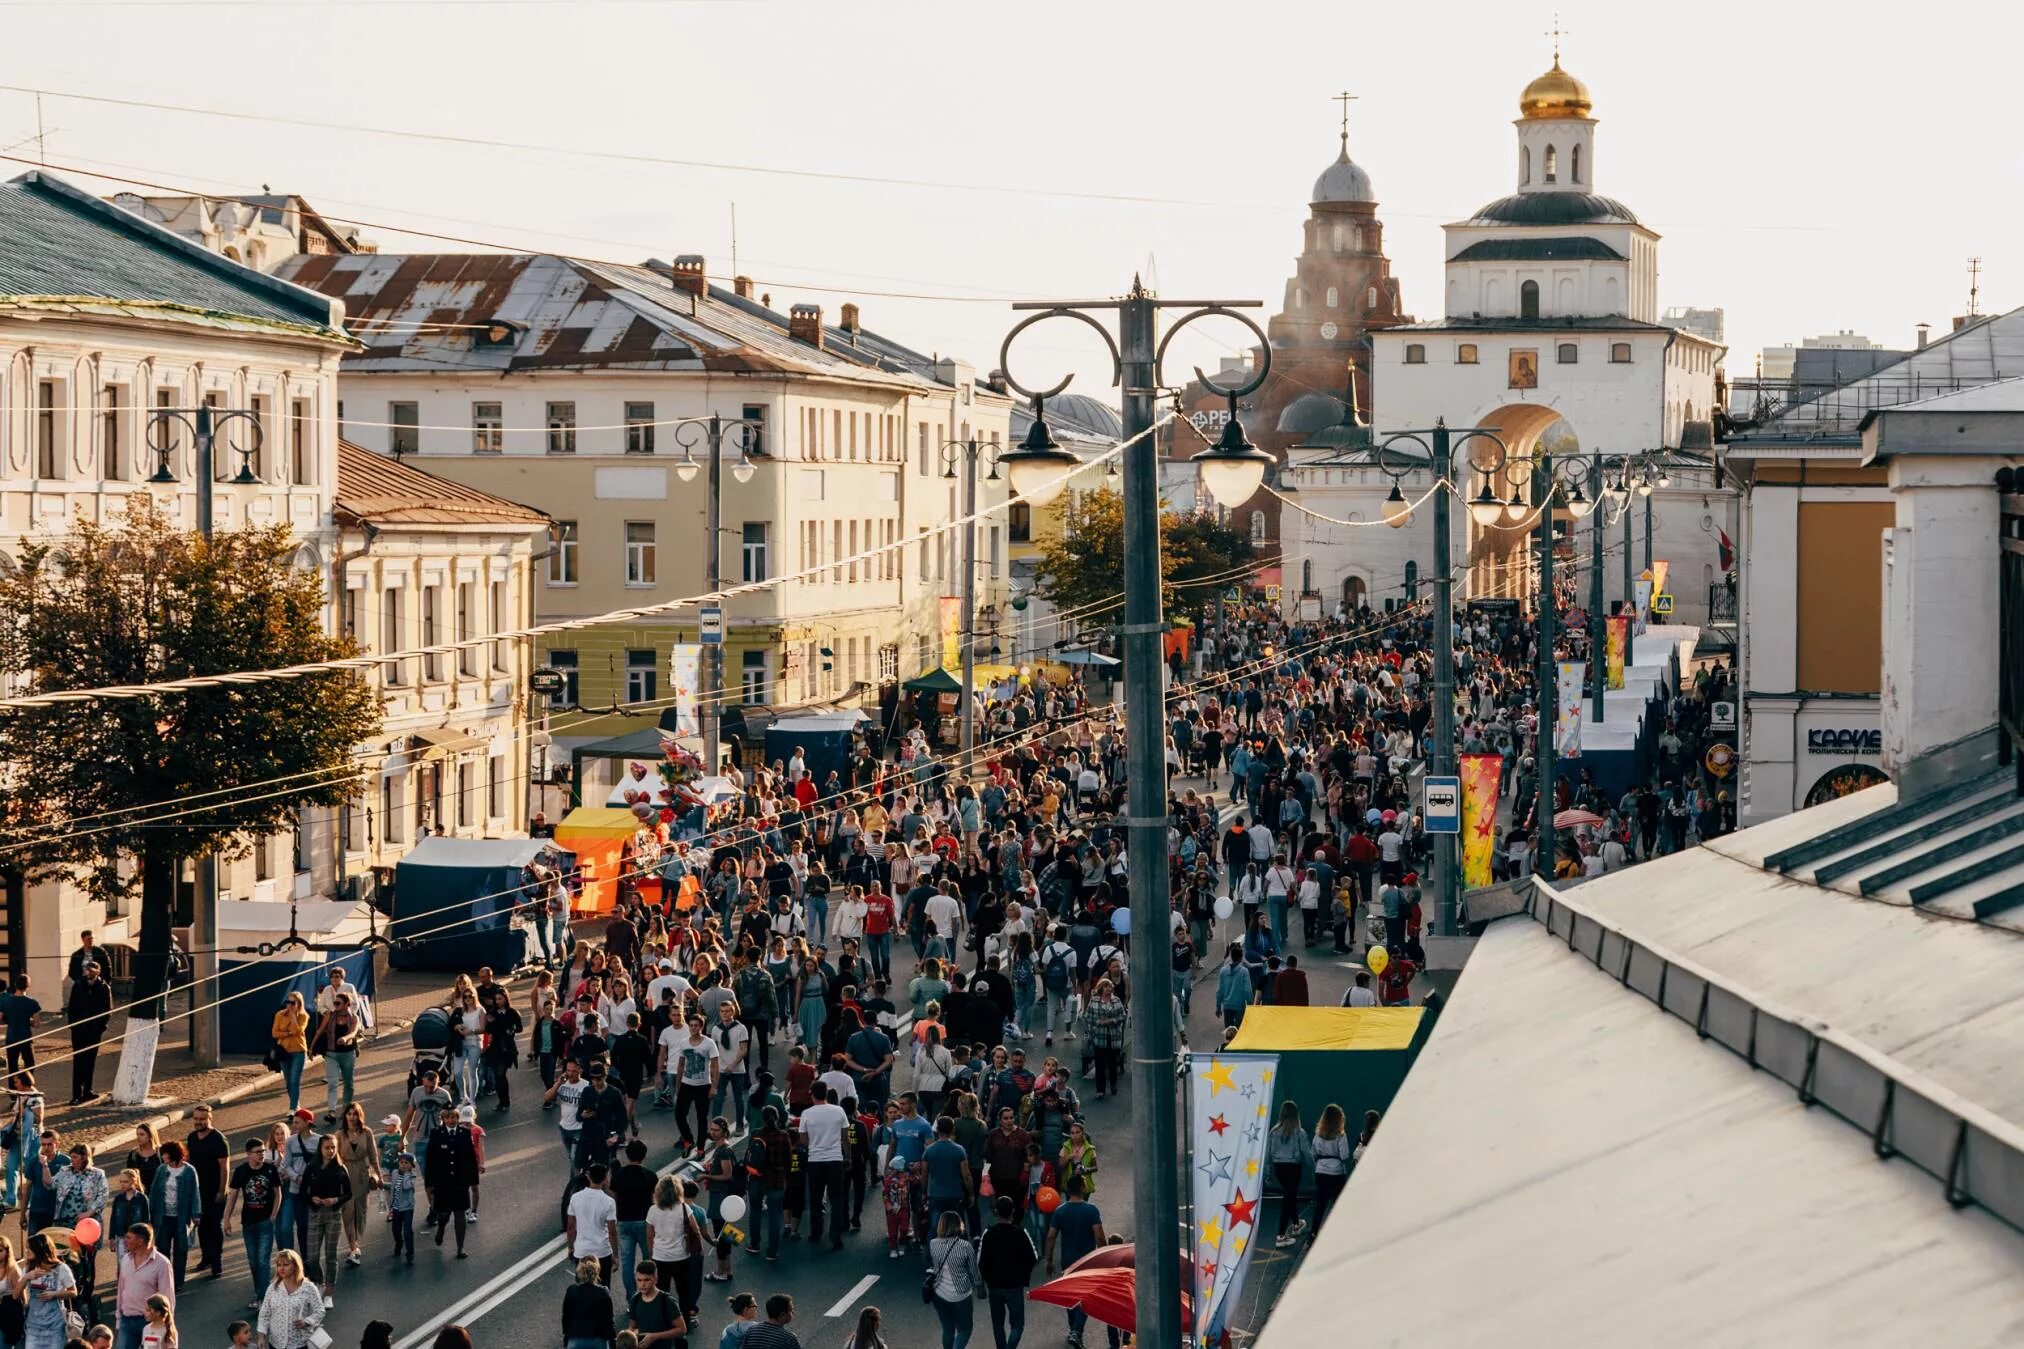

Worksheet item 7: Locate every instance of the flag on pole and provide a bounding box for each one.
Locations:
[1634,577,1653,634]
[1458,752,1503,888]
[1190,1052,1281,1346]
[1554,661,1584,757]
[1605,615,1628,691]
[1718,529,1735,571]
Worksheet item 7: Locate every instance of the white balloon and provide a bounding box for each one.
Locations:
[1213,896,1234,921]
[718,1194,747,1224]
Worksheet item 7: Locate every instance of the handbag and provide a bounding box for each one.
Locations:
[922,1239,955,1305]
[262,1041,285,1072]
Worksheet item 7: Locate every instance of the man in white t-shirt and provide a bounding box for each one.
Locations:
[646,962,691,1012]
[1342,972,1379,1008]
[566,1162,620,1285]
[1376,826,1405,883]
[659,1014,719,1153]
[799,1088,850,1251]
[924,887,964,951]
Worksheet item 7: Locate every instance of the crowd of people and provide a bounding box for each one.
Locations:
[0,585,1738,1349]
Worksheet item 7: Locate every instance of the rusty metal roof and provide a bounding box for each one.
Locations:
[280,252,946,390]
[334,440,551,529]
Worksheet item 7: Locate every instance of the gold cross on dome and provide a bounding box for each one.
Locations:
[1333,91,1358,146]
[1545,14,1569,61]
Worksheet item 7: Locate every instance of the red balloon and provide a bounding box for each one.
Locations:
[72,1217,101,1247]
[1034,1186,1062,1214]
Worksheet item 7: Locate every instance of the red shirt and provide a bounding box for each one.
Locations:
[1345,835,1380,866]
[793,777,817,807]
[863,892,895,936]
[785,1062,817,1108]
[1378,958,1418,1006]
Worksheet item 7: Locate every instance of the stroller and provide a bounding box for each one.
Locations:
[408,1006,453,1098]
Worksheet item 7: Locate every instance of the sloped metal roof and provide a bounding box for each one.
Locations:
[0,171,347,340]
[1449,236,1625,262]
[1748,308,2024,438]
[1257,917,2024,1349]
[334,440,550,529]
[282,251,943,391]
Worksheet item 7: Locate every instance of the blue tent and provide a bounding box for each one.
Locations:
[390,837,575,972]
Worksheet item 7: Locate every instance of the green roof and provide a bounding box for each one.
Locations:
[0,172,347,339]
[1449,237,1625,263]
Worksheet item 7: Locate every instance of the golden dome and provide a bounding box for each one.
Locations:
[1519,58,1592,120]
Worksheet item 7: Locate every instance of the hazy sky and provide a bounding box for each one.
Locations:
[1,0,2010,404]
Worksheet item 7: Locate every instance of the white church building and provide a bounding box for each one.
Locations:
[1282,54,1731,626]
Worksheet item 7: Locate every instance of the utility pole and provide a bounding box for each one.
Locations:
[1535,451,1558,878]
[1427,424,1458,936]
[958,437,979,774]
[703,415,724,773]
[192,406,218,1067]
[1590,451,1605,723]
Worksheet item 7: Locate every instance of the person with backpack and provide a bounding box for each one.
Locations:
[1036,928,1078,1048]
[1006,932,1038,1041]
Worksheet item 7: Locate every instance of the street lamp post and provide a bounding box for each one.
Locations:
[145,404,263,1069]
[997,278,1273,1349]
[672,416,761,772]
[1374,420,1509,936]
[940,436,1006,775]
[1534,451,1559,878]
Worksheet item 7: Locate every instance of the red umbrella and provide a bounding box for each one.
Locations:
[1554,808,1604,828]
[1030,1268,1191,1334]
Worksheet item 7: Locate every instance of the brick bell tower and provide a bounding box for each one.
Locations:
[1183,98,1411,559]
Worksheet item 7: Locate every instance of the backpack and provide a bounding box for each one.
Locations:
[1012,953,1036,991]
[1042,945,1072,994]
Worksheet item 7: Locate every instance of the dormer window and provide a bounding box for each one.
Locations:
[1544,145,1558,183]
[476,319,522,351]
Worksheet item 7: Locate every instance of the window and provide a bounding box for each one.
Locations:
[203,391,227,483]
[1544,144,1558,183]
[1404,344,1426,365]
[547,649,579,706]
[35,380,58,480]
[456,760,474,830]
[918,422,929,476]
[291,399,312,484]
[1325,286,1339,309]
[1571,144,1582,184]
[625,521,656,585]
[741,650,770,704]
[389,401,419,455]
[989,525,1002,579]
[487,755,505,819]
[1249,510,1266,541]
[421,585,441,681]
[741,522,770,583]
[626,649,657,703]
[1404,559,1419,602]
[1610,342,1633,364]
[1521,146,1531,184]
[1009,501,1032,543]
[1557,343,1580,365]
[1331,224,1344,252]
[847,520,858,582]
[246,394,268,480]
[381,775,403,845]
[545,401,576,454]
[340,585,360,643]
[550,520,579,584]
[337,399,345,440]
[381,588,403,684]
[472,402,503,453]
[489,579,508,671]
[255,833,271,882]
[1457,343,1479,364]
[456,581,476,676]
[1302,559,1314,593]
[742,404,767,456]
[1366,287,1378,311]
[1520,279,1541,320]
[624,402,655,454]
[101,386,123,481]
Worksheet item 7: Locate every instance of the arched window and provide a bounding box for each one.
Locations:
[1543,145,1558,183]
[1331,224,1344,252]
[1353,226,1364,252]
[1404,559,1418,602]
[1571,144,1582,183]
[1521,146,1531,184]
[1366,287,1378,311]
[1520,279,1540,319]
[1325,286,1339,309]
[1295,286,1305,309]
[1302,559,1314,593]
[1249,511,1266,541]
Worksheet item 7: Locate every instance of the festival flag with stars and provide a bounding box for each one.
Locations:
[1458,751,1503,888]
[1554,661,1584,758]
[1605,614,1629,690]
[1190,1051,1282,1345]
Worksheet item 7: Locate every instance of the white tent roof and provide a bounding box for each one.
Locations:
[1256,919,2024,1348]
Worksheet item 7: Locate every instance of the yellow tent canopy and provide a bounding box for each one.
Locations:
[1227,1005,1423,1053]
[554,807,646,838]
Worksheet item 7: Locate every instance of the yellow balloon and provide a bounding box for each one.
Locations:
[1367,945,1389,975]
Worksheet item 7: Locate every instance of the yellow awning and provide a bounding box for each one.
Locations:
[409,726,489,763]
[1226,1005,1423,1052]
[554,807,651,840]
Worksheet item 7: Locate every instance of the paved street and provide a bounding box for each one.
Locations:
[104,906,1395,1349]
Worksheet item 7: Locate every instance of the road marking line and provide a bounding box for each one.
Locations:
[824,1274,880,1318]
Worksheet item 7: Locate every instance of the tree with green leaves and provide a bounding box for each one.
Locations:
[0,500,382,1102]
[1032,486,1254,638]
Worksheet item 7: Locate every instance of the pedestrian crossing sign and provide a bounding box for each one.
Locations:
[1652,592,1674,616]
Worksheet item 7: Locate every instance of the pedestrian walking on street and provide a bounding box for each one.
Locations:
[560,1256,615,1349]
[253,1249,324,1349]
[63,960,112,1105]
[1311,1103,1352,1232]
[422,1112,477,1259]
[841,1305,886,1349]
[331,1106,377,1269]
[303,1135,352,1306]
[1267,1101,1314,1247]
[926,1209,982,1349]
[269,995,310,1116]
[979,1193,1038,1349]
[738,1293,801,1349]
[1,976,43,1082]
[223,1136,280,1307]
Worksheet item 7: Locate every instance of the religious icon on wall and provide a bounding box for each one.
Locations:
[1508,349,1539,390]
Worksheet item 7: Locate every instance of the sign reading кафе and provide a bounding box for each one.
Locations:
[1807,727,1882,756]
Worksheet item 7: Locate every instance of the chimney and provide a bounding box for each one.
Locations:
[840,302,861,335]
[672,254,706,298]
[789,304,824,348]
[733,275,754,300]
[1916,322,1931,349]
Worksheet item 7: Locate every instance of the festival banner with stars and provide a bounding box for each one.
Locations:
[1458,751,1503,888]
[1554,661,1584,758]
[1190,1051,1282,1345]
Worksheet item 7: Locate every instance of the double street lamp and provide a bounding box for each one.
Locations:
[940,435,1010,772]
[995,278,1274,1349]
[670,415,762,772]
